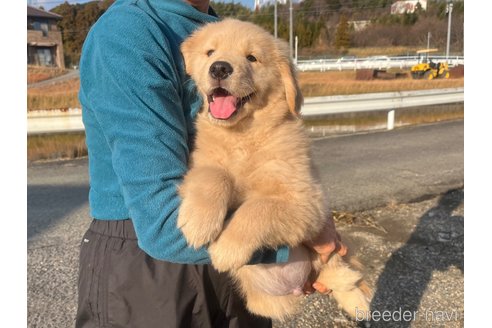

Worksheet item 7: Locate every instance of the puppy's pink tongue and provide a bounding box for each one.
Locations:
[209,95,237,119]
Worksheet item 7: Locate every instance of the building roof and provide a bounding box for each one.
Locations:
[27,5,63,20]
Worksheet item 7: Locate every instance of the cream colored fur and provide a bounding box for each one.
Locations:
[178,19,371,321]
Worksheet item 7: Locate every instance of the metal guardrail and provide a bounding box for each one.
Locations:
[27,88,464,134]
[296,56,465,72]
[27,108,84,135]
[301,87,464,130]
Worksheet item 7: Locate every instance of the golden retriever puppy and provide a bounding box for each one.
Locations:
[178,18,371,321]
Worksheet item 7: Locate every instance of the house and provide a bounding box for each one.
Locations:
[254,0,287,10]
[27,5,65,68]
[390,0,427,15]
[349,20,371,32]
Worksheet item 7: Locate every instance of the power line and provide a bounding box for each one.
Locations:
[29,0,102,9]
[217,5,390,18]
[32,1,395,36]
[30,0,99,4]
[219,4,391,19]
[51,3,392,36]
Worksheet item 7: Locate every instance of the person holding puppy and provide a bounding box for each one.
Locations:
[76,0,345,327]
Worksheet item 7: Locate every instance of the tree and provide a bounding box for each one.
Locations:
[326,0,342,12]
[210,1,251,19]
[51,0,115,67]
[334,14,350,50]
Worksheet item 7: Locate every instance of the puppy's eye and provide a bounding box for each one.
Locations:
[247,55,257,62]
[207,50,214,57]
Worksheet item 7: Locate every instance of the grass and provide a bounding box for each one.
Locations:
[27,132,87,162]
[299,46,421,59]
[303,103,464,127]
[298,71,464,97]
[26,69,464,161]
[27,78,81,111]
[26,71,464,111]
[302,103,464,137]
[344,46,419,58]
[27,104,464,162]
[28,66,69,84]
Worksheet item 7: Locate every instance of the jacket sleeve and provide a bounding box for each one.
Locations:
[79,4,289,264]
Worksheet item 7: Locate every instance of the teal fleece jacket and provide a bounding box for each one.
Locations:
[79,0,289,264]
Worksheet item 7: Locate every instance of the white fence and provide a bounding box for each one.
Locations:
[27,108,84,135]
[27,88,464,134]
[296,56,465,72]
[301,87,464,130]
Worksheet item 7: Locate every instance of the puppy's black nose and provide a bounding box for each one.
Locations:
[209,61,233,80]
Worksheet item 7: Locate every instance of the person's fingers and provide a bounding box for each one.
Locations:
[332,233,347,256]
[303,280,315,295]
[305,225,349,263]
[315,241,336,257]
[319,241,347,263]
[337,241,348,256]
[313,282,332,295]
[319,252,330,263]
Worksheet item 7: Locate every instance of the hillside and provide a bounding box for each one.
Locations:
[213,0,464,58]
[45,0,464,66]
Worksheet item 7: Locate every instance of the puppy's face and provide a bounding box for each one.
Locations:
[181,19,302,127]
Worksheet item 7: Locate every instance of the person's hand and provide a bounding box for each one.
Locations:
[305,214,348,262]
[302,214,347,295]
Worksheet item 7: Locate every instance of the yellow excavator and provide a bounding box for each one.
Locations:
[411,49,450,80]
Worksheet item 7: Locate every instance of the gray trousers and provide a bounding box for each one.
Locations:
[75,219,271,328]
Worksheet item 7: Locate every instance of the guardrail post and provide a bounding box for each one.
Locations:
[387,110,395,130]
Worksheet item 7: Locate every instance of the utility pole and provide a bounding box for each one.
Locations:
[446,0,453,59]
[295,36,298,65]
[289,0,293,58]
[274,0,278,38]
[427,31,431,51]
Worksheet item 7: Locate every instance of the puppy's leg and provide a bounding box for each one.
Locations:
[177,166,234,249]
[208,196,323,271]
[315,254,373,319]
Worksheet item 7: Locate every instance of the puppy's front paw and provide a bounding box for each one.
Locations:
[208,235,255,272]
[177,198,227,249]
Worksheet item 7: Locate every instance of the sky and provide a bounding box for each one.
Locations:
[28,0,258,11]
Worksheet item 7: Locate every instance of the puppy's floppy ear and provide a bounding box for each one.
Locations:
[180,33,198,76]
[275,41,303,116]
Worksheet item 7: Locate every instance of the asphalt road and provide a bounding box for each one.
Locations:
[311,120,463,211]
[27,120,464,327]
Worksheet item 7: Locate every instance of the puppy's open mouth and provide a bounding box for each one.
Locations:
[207,88,253,120]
